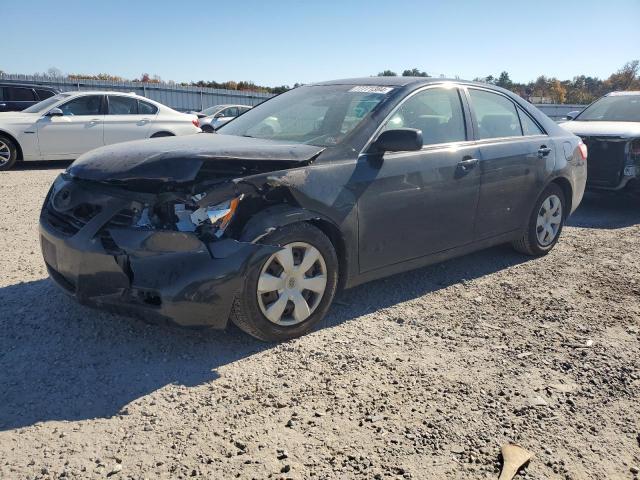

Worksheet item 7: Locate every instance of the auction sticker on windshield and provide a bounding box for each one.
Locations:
[348,86,394,94]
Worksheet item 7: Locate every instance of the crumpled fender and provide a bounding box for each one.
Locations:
[239,204,337,243]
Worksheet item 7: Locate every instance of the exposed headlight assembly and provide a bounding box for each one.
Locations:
[175,195,243,237]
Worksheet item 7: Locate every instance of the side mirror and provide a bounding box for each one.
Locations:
[370,128,423,153]
[46,108,63,117]
[214,112,225,118]
[566,111,580,121]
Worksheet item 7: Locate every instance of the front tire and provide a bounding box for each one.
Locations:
[0,135,18,171]
[231,223,338,341]
[512,183,566,256]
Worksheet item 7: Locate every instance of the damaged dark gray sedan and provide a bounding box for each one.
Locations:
[39,77,587,341]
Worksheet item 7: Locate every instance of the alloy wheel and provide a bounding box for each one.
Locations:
[0,141,11,166]
[536,194,562,246]
[257,242,328,326]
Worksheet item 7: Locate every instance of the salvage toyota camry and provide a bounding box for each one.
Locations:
[40,77,588,341]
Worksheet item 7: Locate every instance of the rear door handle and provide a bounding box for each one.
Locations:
[89,118,101,125]
[457,157,479,171]
[538,146,552,157]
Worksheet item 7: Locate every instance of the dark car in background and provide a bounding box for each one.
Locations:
[0,83,59,112]
[39,77,587,341]
[562,91,640,192]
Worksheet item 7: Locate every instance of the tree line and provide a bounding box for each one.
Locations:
[377,61,640,104]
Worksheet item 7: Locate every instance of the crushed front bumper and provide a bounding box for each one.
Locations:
[39,178,277,328]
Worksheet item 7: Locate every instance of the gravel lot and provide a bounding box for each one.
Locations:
[0,163,638,480]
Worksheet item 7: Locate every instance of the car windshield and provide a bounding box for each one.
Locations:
[575,94,640,122]
[22,93,71,113]
[217,85,392,147]
[202,105,225,116]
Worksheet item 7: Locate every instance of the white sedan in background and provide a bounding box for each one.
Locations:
[0,91,201,170]
[196,104,252,132]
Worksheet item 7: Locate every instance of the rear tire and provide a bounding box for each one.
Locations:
[512,183,566,256]
[231,223,338,341]
[201,125,215,133]
[0,135,18,171]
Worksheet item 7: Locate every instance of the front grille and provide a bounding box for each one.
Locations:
[581,136,628,187]
[107,208,137,228]
[97,208,139,254]
[44,202,102,236]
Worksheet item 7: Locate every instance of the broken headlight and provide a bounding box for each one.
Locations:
[174,195,243,237]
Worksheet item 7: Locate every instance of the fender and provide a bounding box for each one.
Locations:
[239,204,336,243]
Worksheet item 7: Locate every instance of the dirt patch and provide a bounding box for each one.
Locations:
[0,167,638,479]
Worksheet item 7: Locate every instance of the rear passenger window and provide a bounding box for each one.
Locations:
[384,87,466,145]
[36,89,55,100]
[518,108,544,136]
[108,96,138,114]
[7,87,35,101]
[138,101,158,115]
[469,89,522,139]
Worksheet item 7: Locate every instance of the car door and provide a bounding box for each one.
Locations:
[357,86,482,272]
[103,95,154,144]
[36,94,105,158]
[465,87,553,239]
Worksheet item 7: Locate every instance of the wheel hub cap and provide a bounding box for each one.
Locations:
[257,242,328,326]
[536,194,562,247]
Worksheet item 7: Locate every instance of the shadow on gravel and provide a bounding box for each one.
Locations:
[568,191,640,229]
[0,279,269,431]
[0,244,532,431]
[12,160,72,171]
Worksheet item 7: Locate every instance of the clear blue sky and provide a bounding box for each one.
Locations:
[4,0,639,86]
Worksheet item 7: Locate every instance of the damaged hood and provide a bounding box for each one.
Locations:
[67,134,325,186]
[560,121,640,139]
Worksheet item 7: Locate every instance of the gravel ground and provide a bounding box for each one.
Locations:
[0,163,638,480]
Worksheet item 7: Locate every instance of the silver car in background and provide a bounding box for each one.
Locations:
[196,104,252,132]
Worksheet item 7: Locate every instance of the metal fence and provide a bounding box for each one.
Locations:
[0,74,274,112]
[1,73,585,119]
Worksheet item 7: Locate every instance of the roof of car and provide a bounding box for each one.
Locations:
[0,82,59,90]
[607,91,640,96]
[313,76,460,87]
[65,90,140,96]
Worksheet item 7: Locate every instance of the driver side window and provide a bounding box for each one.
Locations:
[59,95,103,116]
[383,87,466,146]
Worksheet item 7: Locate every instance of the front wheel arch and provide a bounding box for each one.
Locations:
[238,205,348,288]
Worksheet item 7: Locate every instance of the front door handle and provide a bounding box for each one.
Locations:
[457,157,479,171]
[89,119,101,125]
[538,146,552,157]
